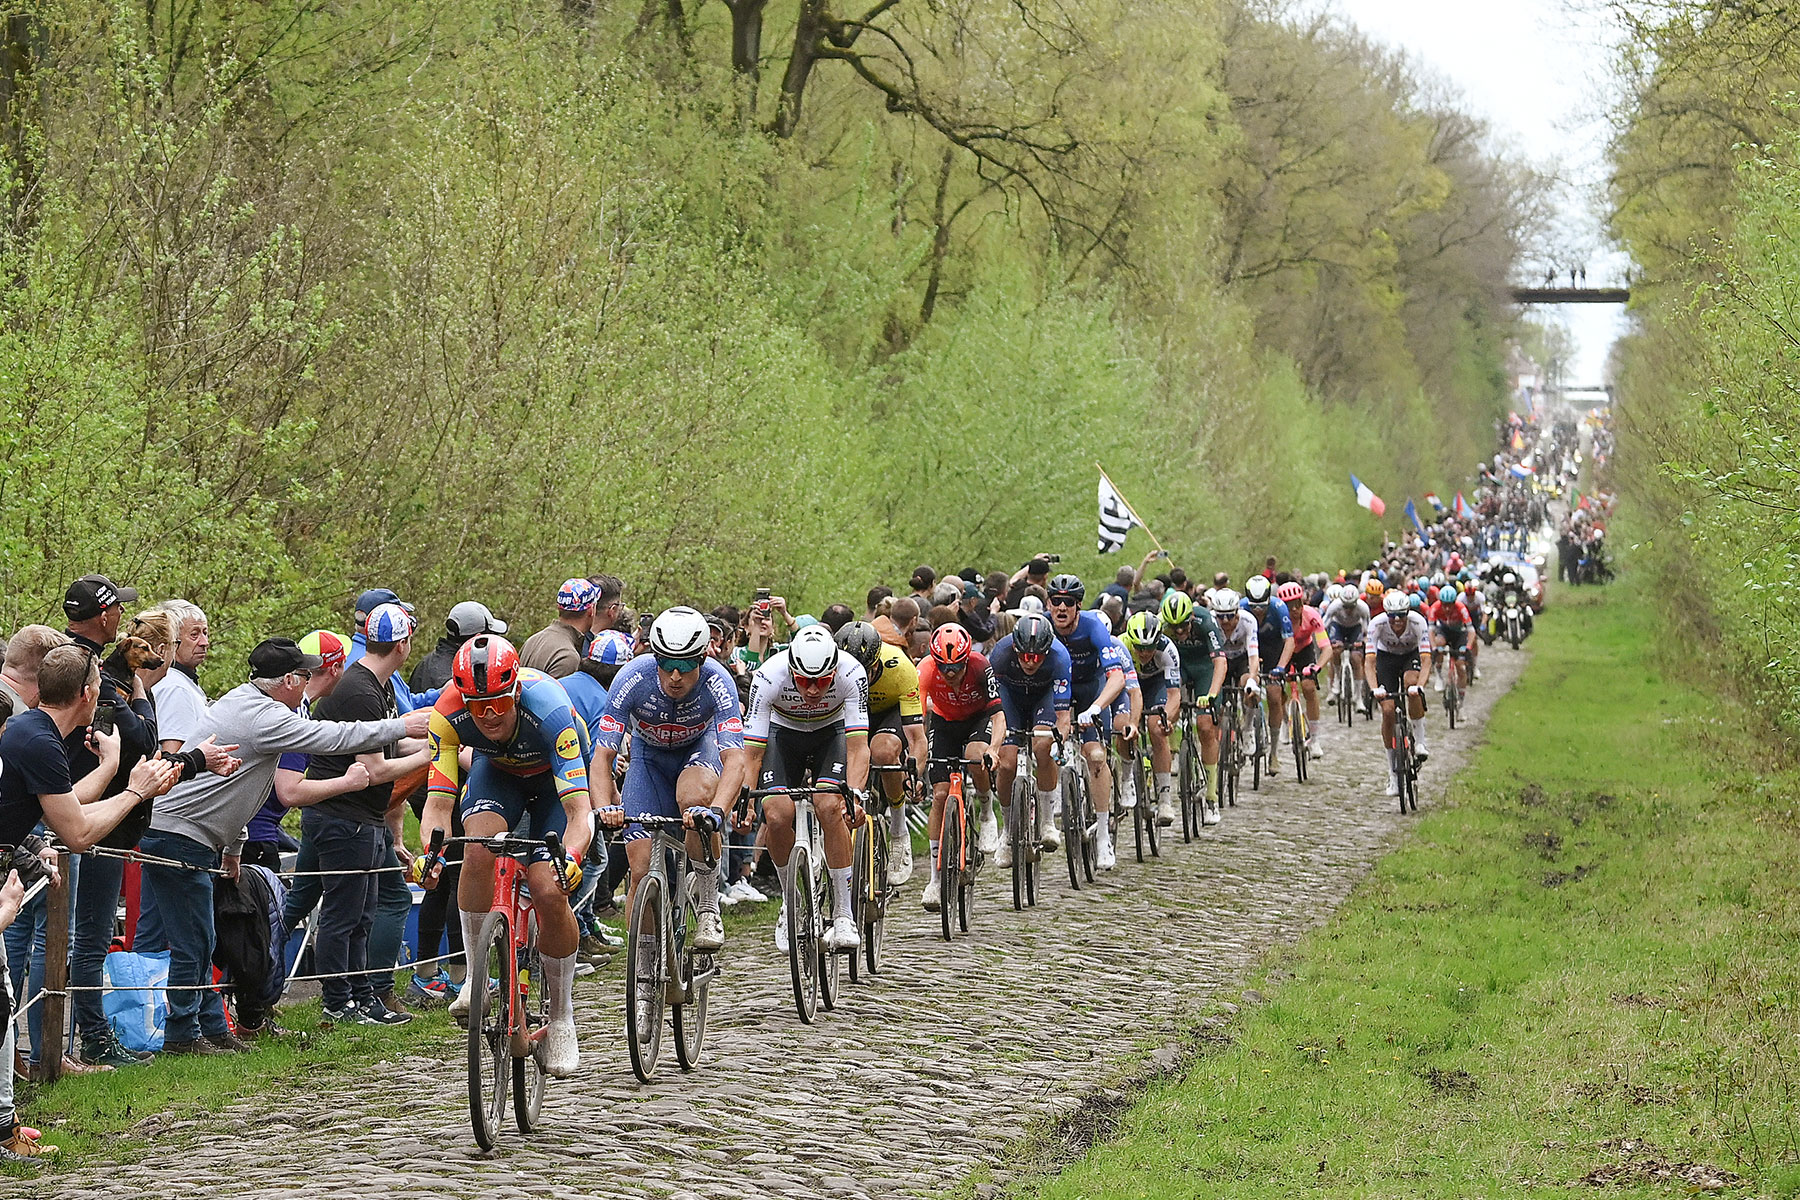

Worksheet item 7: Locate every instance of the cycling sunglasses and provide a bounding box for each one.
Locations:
[655,656,703,673]
[1017,651,1045,668]
[465,689,518,719]
[1047,596,1081,608]
[793,671,836,688]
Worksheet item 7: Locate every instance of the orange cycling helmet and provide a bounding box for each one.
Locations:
[1362,578,1385,598]
[454,634,520,698]
[930,623,973,667]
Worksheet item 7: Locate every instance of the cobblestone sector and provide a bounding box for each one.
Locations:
[40,650,1527,1200]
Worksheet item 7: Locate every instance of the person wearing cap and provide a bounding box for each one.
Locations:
[409,601,508,695]
[519,578,598,679]
[305,604,433,1026]
[348,588,439,714]
[138,636,429,1055]
[1003,555,1056,610]
[956,579,997,643]
[150,599,210,752]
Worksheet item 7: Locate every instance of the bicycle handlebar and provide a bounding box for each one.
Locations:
[742,782,854,799]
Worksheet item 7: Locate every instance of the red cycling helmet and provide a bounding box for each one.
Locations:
[1426,585,1440,604]
[1275,581,1304,605]
[454,634,521,698]
[931,623,972,667]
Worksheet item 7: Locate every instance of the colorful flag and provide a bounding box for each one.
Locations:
[1508,462,1535,479]
[1404,498,1431,543]
[1424,492,1444,514]
[1097,472,1142,553]
[1454,492,1471,518]
[1350,473,1386,517]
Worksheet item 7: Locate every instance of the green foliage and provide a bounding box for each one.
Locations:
[0,0,1532,685]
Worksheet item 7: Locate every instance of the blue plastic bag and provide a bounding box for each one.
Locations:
[103,950,170,1053]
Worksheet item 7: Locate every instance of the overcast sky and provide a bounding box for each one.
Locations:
[1323,0,1629,382]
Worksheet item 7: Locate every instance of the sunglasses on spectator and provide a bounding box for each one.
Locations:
[656,656,702,673]
[466,690,518,719]
[290,669,314,682]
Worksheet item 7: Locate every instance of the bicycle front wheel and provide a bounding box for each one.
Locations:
[626,872,667,1083]
[815,849,839,1012]
[1131,754,1148,863]
[1251,709,1265,792]
[865,818,888,975]
[513,908,546,1132]
[940,796,962,941]
[1060,766,1083,890]
[789,845,819,1023]
[467,910,511,1151]
[848,822,867,983]
[1010,781,1029,912]
[1290,702,1308,783]
[1178,731,1197,843]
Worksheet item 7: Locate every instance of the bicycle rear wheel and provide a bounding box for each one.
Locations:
[467,910,510,1151]
[672,938,709,1071]
[940,798,962,941]
[815,848,839,1012]
[512,909,546,1132]
[789,845,819,1023]
[626,873,666,1083]
[1290,701,1308,783]
[864,818,888,976]
[1446,671,1461,730]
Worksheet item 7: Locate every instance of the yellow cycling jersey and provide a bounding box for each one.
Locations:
[866,643,924,722]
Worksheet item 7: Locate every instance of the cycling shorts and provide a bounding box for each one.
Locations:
[757,724,848,791]
[1373,649,1422,698]
[1434,622,1470,651]
[999,685,1058,747]
[868,703,905,743]
[1137,676,1169,713]
[1327,623,1365,649]
[460,758,571,865]
[1222,654,1251,689]
[1290,644,1318,675]
[926,712,991,785]
[620,730,722,843]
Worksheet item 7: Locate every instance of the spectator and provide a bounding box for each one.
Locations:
[0,644,180,1135]
[519,578,598,678]
[820,603,855,633]
[1128,577,1165,613]
[1003,555,1054,609]
[349,588,438,713]
[0,869,37,1165]
[956,580,996,643]
[864,585,894,621]
[908,566,937,606]
[151,598,208,752]
[1100,593,1125,634]
[139,637,427,1054]
[930,581,961,609]
[0,626,68,723]
[874,596,919,649]
[305,605,431,1025]
[586,574,627,644]
[1099,564,1137,608]
[740,593,789,670]
[410,602,507,694]
[925,603,959,631]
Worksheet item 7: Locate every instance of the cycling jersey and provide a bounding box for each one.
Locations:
[745,649,869,742]
[918,652,1001,721]
[1216,613,1257,659]
[1291,604,1327,649]
[988,634,1073,703]
[1426,599,1472,627]
[427,669,592,802]
[1127,634,1181,686]
[1322,597,1370,639]
[1366,612,1430,655]
[865,642,924,724]
[1167,612,1225,694]
[1053,610,1127,689]
[1239,597,1294,637]
[593,656,745,755]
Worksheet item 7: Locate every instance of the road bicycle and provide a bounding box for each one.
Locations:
[1058,728,1098,889]
[747,780,852,1023]
[1379,687,1422,814]
[434,829,570,1152]
[928,753,990,940]
[1122,714,1161,862]
[615,810,725,1082]
[856,763,914,978]
[1333,645,1366,726]
[1006,762,1041,912]
[1442,642,1464,731]
[1173,699,1203,841]
[1284,670,1311,784]
[1217,685,1247,811]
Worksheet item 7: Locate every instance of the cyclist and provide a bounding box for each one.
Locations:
[1157,591,1227,825]
[590,606,748,1037]
[1365,590,1434,797]
[422,635,592,1078]
[1460,579,1485,681]
[1108,630,1144,815]
[1275,580,1326,761]
[989,612,1073,856]
[1322,583,1371,714]
[1046,574,1128,869]
[1120,610,1185,823]
[915,624,1005,909]
[1211,589,1264,783]
[743,624,870,954]
[833,621,927,888]
[1239,575,1294,776]
[1425,585,1475,693]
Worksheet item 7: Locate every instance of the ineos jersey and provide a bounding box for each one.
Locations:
[745,649,869,741]
[595,655,745,754]
[1366,612,1430,655]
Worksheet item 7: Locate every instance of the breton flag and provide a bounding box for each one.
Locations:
[1454,491,1472,518]
[1350,473,1386,517]
[1097,472,1143,553]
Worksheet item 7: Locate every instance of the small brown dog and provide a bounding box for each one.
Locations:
[101,636,166,689]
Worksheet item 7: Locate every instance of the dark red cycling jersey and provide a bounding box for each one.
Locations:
[1425,598,1472,626]
[918,651,1002,722]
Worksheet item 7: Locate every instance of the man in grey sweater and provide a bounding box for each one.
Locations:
[139,638,430,1054]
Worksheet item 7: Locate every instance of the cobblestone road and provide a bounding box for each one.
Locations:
[41,650,1526,1200]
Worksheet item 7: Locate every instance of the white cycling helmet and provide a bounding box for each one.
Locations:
[788,624,840,679]
[1382,590,1410,615]
[1209,588,1241,615]
[1243,575,1272,604]
[649,606,709,659]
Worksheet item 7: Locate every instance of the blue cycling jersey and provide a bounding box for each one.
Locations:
[1053,610,1127,687]
[988,634,1072,708]
[594,655,745,754]
[1239,596,1294,637]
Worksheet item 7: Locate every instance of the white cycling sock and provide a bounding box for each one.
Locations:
[1037,788,1059,820]
[927,839,940,882]
[1154,772,1173,800]
[774,854,796,900]
[543,950,577,1023]
[1097,818,1113,849]
[459,908,483,974]
[829,865,852,915]
[888,802,907,838]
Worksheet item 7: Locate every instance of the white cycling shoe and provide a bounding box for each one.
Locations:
[825,913,861,951]
[1118,781,1137,810]
[1156,796,1176,827]
[921,876,942,912]
[773,905,789,955]
[977,813,1000,854]
[693,907,725,952]
[887,840,914,887]
[1039,806,1062,850]
[1097,840,1116,871]
[1202,803,1222,826]
[995,838,1013,868]
[542,1019,580,1077]
[1385,773,1400,797]
[634,994,657,1043]
[449,981,472,1023]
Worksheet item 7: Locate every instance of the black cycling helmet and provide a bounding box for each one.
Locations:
[833,620,883,670]
[1013,612,1055,654]
[1047,573,1085,603]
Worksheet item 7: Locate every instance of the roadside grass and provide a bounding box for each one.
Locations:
[1023,576,1800,1197]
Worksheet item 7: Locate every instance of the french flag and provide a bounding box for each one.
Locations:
[1350,473,1386,517]
[1508,462,1535,479]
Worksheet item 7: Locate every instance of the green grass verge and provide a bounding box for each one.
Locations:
[1024,576,1800,1197]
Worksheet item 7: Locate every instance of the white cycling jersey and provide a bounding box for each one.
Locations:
[746,648,870,739]
[1217,613,1257,658]
[1323,597,1371,633]
[1366,611,1430,655]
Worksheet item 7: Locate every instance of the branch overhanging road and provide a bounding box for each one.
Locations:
[48,647,1528,1200]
